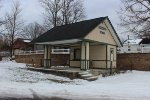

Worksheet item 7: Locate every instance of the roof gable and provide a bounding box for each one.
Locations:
[84,19,117,45]
[32,17,106,43]
[32,17,122,47]
[104,18,122,47]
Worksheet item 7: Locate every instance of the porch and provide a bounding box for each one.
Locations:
[39,40,117,72]
[29,16,121,79]
[27,66,115,79]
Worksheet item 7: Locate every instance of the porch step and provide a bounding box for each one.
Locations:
[85,76,98,81]
[79,71,98,81]
[78,71,90,75]
[81,74,93,78]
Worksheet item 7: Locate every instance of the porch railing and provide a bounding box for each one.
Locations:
[17,50,44,55]
[16,49,70,55]
[51,49,70,54]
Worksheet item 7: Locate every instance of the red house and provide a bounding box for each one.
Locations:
[13,38,33,55]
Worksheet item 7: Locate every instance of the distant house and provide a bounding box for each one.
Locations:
[32,17,122,70]
[118,39,142,53]
[13,38,33,55]
[118,38,150,53]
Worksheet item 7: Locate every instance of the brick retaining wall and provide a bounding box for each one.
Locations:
[51,54,70,66]
[15,54,44,67]
[117,53,150,71]
[15,54,70,67]
[16,53,150,71]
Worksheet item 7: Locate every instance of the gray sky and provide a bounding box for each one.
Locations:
[1,0,127,39]
[84,0,123,36]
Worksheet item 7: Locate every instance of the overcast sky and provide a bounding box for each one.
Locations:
[1,0,127,39]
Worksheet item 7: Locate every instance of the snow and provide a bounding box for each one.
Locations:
[23,39,31,43]
[0,61,150,99]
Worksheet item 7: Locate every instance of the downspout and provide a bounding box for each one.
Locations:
[85,42,87,70]
[106,45,108,69]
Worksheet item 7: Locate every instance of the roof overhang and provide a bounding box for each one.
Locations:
[34,39,81,45]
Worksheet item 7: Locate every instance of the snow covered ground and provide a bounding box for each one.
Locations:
[0,60,150,100]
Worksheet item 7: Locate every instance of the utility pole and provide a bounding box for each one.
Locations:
[127,35,130,52]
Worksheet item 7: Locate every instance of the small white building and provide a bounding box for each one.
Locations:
[118,39,142,53]
[118,38,150,53]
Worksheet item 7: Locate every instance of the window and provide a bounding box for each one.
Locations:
[128,49,131,51]
[128,45,131,51]
[74,49,80,60]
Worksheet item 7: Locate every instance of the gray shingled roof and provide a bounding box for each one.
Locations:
[31,17,107,43]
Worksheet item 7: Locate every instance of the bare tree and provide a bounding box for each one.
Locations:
[39,0,86,28]
[40,0,62,28]
[22,22,46,40]
[0,35,4,51]
[119,0,150,38]
[61,0,85,25]
[0,0,4,26]
[3,1,23,58]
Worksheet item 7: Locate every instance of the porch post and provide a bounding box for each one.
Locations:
[44,45,47,65]
[106,45,108,69]
[81,41,89,70]
[44,45,51,68]
[47,45,51,67]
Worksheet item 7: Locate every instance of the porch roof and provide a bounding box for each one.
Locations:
[34,39,81,45]
[31,17,106,44]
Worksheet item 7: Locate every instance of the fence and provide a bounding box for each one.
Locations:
[51,49,70,54]
[117,53,150,71]
[17,50,44,55]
